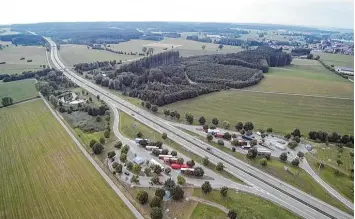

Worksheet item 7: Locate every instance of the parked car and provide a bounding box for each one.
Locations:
[124,171,130,176]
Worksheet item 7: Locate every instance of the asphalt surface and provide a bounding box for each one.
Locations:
[45,37,353,219]
[40,94,144,219]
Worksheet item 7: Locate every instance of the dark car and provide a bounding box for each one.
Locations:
[124,171,130,176]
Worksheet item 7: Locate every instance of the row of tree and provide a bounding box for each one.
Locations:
[308,131,354,147]
[1,68,52,82]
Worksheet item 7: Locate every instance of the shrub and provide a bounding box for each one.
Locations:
[297,151,304,158]
[96,116,101,122]
[207,133,213,141]
[144,167,152,176]
[162,132,167,139]
[194,167,205,177]
[260,158,267,166]
[136,132,143,138]
[119,153,127,163]
[115,163,123,173]
[220,186,228,197]
[228,210,237,219]
[171,151,177,156]
[216,162,224,171]
[232,147,236,152]
[136,190,148,205]
[131,174,139,183]
[288,141,298,149]
[89,139,97,148]
[284,133,291,139]
[177,158,184,165]
[161,149,169,155]
[217,139,224,145]
[177,175,186,185]
[126,161,133,170]
[186,160,195,167]
[294,136,300,143]
[99,137,105,144]
[222,120,231,129]
[279,152,288,162]
[122,145,130,154]
[266,127,273,132]
[151,175,160,185]
[203,157,209,166]
[133,164,142,174]
[107,151,116,159]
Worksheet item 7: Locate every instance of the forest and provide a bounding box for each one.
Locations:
[73,46,292,106]
[0,34,45,46]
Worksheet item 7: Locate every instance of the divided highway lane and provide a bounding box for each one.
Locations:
[46,37,353,219]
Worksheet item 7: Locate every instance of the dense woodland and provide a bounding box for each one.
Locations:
[0,34,45,46]
[74,46,292,106]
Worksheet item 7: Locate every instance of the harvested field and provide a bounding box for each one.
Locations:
[0,100,135,219]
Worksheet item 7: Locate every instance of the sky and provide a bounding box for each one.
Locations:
[1,0,354,29]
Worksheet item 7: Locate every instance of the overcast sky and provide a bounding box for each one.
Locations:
[2,0,354,29]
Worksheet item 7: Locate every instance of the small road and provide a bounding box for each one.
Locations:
[40,93,144,219]
[187,196,229,213]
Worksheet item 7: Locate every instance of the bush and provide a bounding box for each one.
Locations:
[260,158,267,166]
[99,137,105,144]
[155,188,165,199]
[217,139,224,145]
[150,207,163,219]
[288,141,298,149]
[177,175,186,185]
[186,160,195,167]
[151,175,160,185]
[294,136,300,143]
[232,147,236,152]
[171,185,184,200]
[133,164,142,174]
[177,158,184,165]
[207,133,213,141]
[223,132,231,140]
[201,181,212,194]
[171,151,177,156]
[96,116,101,122]
[150,196,162,208]
[115,163,123,173]
[114,141,122,149]
[144,167,152,176]
[250,139,257,146]
[136,190,148,205]
[266,127,273,132]
[297,151,304,158]
[291,158,300,167]
[284,133,291,139]
[162,132,167,139]
[216,162,224,171]
[228,210,237,219]
[161,149,169,155]
[104,130,110,138]
[203,157,209,166]
[92,143,104,154]
[222,120,231,129]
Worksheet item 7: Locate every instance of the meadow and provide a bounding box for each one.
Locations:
[0,45,47,74]
[313,52,354,68]
[0,79,38,105]
[193,189,301,219]
[0,100,135,219]
[190,203,226,219]
[306,142,354,201]
[250,59,353,98]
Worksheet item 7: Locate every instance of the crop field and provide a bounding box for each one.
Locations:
[313,52,354,68]
[59,44,139,66]
[250,59,353,98]
[193,189,300,219]
[166,89,353,134]
[0,45,47,74]
[0,100,135,219]
[190,203,226,219]
[0,79,38,105]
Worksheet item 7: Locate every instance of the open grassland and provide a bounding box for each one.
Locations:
[0,79,38,105]
[193,189,300,219]
[119,111,244,184]
[59,44,139,66]
[306,143,354,201]
[0,45,47,74]
[313,52,354,68]
[190,203,226,219]
[0,100,135,219]
[250,59,353,97]
[166,90,353,134]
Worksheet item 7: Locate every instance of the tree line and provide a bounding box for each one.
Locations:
[308,131,354,147]
[1,68,52,82]
[0,34,45,46]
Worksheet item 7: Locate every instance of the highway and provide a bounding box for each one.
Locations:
[45,37,353,219]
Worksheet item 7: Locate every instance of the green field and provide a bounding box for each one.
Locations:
[59,44,140,66]
[0,79,38,105]
[190,203,226,219]
[251,59,353,97]
[0,45,47,74]
[193,189,300,219]
[119,111,244,184]
[313,52,354,68]
[306,142,354,201]
[0,100,135,219]
[165,89,353,134]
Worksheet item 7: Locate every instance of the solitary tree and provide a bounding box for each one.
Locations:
[177,158,184,165]
[177,175,186,185]
[297,151,304,158]
[218,44,224,50]
[144,167,152,176]
[150,196,162,208]
[243,122,254,131]
[162,132,167,140]
[126,161,133,170]
[220,186,228,197]
[89,139,97,148]
[136,132,143,138]
[92,143,104,154]
[201,181,212,194]
[120,153,127,163]
[212,118,219,126]
[171,151,177,156]
[201,45,206,51]
[228,210,237,219]
[142,47,147,54]
[266,127,273,132]
[222,121,230,129]
[235,122,243,131]
[279,152,288,162]
[107,151,116,159]
[207,133,213,142]
[136,190,148,205]
[133,164,142,174]
[151,105,158,113]
[186,160,195,167]
[155,188,165,199]
[260,158,267,166]
[114,140,122,149]
[291,158,300,167]
[292,129,301,137]
[199,116,206,125]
